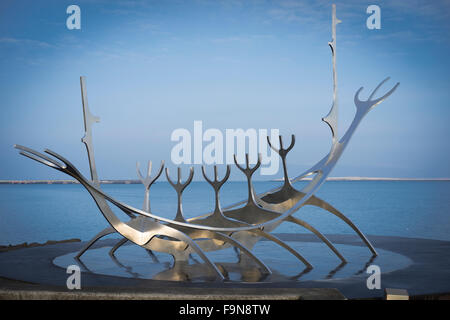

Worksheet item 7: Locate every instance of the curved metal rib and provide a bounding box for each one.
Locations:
[212,232,272,275]
[285,215,346,263]
[76,227,115,259]
[154,228,225,281]
[109,238,128,257]
[110,237,160,264]
[15,145,226,280]
[251,229,312,269]
[305,196,377,256]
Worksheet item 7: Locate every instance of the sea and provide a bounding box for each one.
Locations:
[1,180,449,246]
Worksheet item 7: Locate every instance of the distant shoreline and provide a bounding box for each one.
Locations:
[0,180,141,185]
[275,177,450,182]
[1,178,450,184]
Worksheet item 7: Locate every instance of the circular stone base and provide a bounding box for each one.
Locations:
[54,241,411,283]
[1,234,450,299]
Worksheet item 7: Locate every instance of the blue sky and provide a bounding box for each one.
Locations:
[1,0,449,180]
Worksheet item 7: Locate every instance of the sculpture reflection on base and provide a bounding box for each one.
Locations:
[14,4,398,281]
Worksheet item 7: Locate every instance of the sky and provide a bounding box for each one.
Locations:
[0,0,449,180]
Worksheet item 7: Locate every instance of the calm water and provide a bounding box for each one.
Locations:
[0,181,449,245]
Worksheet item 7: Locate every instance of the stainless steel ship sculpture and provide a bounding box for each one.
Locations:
[14,5,399,281]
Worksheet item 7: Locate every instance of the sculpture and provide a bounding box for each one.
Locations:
[14,5,398,281]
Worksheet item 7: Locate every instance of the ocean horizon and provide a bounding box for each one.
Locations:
[2,177,449,184]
